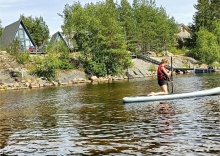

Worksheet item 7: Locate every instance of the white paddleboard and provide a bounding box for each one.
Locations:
[123,87,220,103]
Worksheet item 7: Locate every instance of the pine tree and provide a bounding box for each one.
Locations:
[59,0,179,76]
[118,0,136,52]
[0,19,3,37]
[193,0,212,29]
[210,0,220,20]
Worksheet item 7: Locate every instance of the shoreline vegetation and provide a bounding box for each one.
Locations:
[1,0,220,91]
[0,50,199,91]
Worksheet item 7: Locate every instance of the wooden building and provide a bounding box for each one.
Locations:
[0,18,36,51]
[177,23,191,40]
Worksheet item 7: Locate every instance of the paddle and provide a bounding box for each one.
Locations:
[170,56,173,93]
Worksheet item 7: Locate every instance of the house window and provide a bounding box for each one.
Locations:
[181,27,185,32]
[15,24,33,51]
[18,29,25,39]
[56,35,61,42]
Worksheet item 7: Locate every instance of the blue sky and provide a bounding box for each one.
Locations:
[0,0,197,36]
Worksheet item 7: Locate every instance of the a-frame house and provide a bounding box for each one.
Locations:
[50,31,69,48]
[0,18,36,51]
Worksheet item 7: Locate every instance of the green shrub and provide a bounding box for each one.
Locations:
[211,61,220,68]
[31,55,61,81]
[148,64,156,73]
[47,39,74,70]
[169,47,187,55]
[59,61,74,70]
[8,39,20,55]
[84,61,107,77]
[59,52,74,70]
[182,63,188,68]
[16,51,30,64]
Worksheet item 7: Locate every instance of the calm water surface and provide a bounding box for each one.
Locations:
[0,73,220,155]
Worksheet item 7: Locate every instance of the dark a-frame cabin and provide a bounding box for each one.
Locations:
[50,31,69,48]
[0,18,36,52]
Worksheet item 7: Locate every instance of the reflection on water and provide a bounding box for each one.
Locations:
[0,73,220,155]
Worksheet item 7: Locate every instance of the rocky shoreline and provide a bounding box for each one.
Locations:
[0,50,197,91]
[0,50,130,91]
[0,72,134,91]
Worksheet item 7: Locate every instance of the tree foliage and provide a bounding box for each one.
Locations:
[31,40,73,80]
[189,0,220,64]
[59,0,177,77]
[193,28,220,64]
[31,55,61,81]
[21,15,50,47]
[0,19,3,37]
[7,39,30,64]
[47,39,73,70]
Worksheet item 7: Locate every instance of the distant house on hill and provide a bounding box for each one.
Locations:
[50,31,76,53]
[177,23,191,40]
[50,31,75,52]
[50,31,68,47]
[0,18,36,52]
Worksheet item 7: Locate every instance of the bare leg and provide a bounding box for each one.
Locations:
[148,84,168,96]
[160,84,168,94]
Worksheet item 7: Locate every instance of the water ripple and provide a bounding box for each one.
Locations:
[0,74,220,155]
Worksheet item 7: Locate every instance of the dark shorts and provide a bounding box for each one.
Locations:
[158,79,168,86]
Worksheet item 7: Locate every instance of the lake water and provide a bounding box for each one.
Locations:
[0,73,219,155]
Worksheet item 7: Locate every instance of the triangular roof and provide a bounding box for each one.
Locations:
[0,18,36,47]
[177,23,190,33]
[50,31,68,47]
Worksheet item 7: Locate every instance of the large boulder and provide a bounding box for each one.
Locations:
[145,51,157,57]
[163,51,174,57]
[90,75,98,82]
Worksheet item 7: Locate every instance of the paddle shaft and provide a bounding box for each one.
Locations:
[170,56,173,93]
